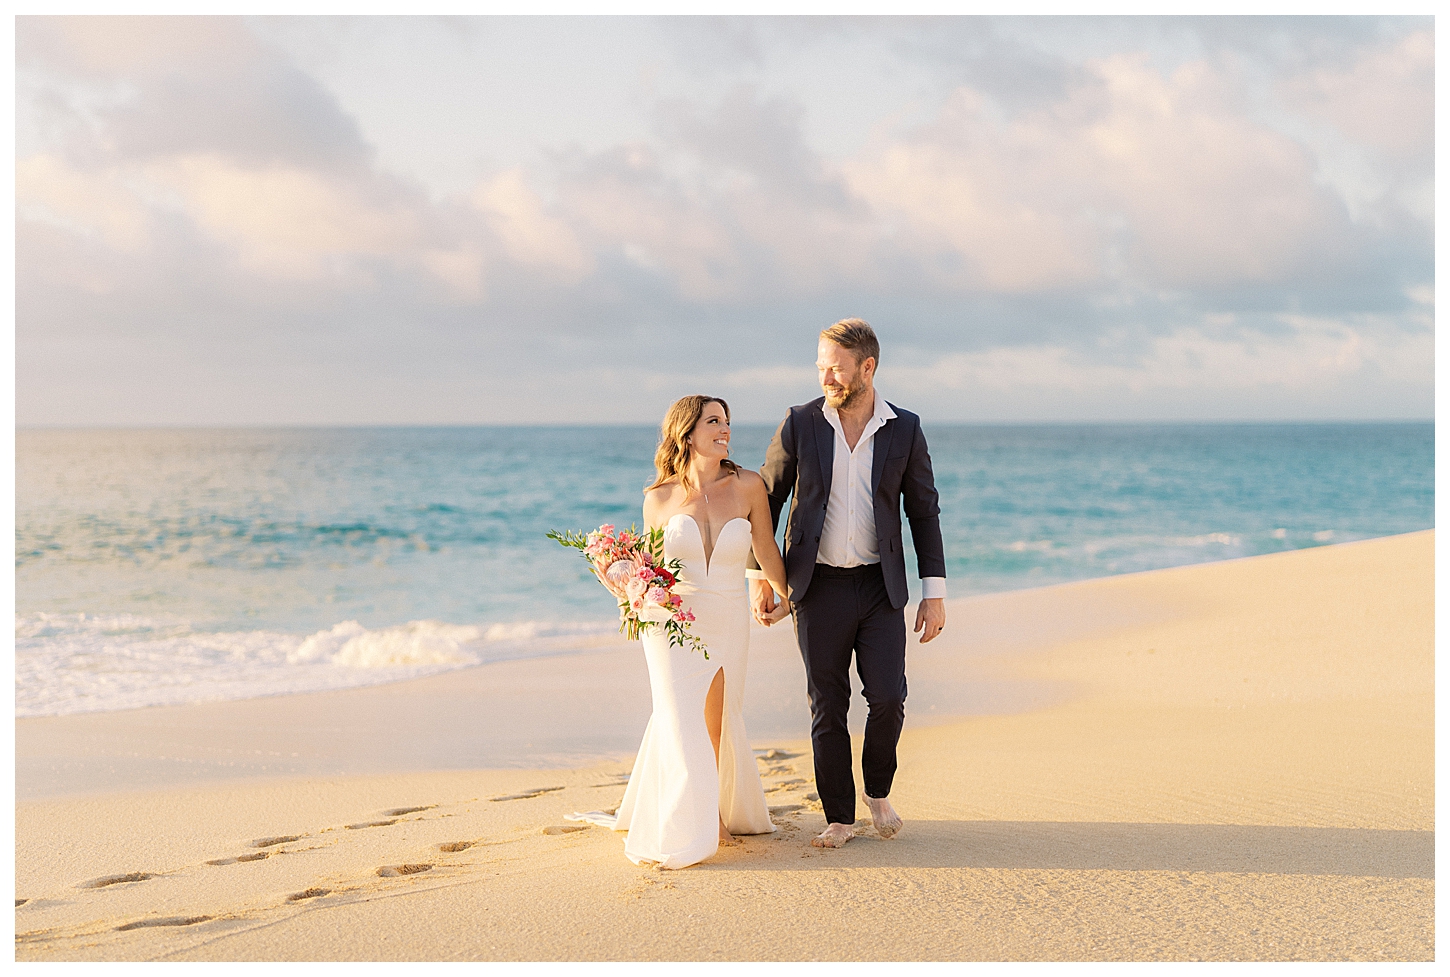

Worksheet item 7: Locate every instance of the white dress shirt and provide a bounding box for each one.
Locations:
[750,388,945,601]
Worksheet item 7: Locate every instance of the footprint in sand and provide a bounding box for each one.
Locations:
[765,779,808,793]
[437,841,474,852]
[490,786,565,802]
[377,864,431,877]
[755,749,801,761]
[287,887,330,902]
[80,872,153,889]
[541,825,588,835]
[116,915,211,931]
[251,836,302,848]
[16,899,28,907]
[346,819,398,830]
[768,804,804,816]
[206,851,270,866]
[383,806,435,816]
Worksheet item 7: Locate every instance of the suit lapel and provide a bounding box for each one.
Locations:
[812,407,835,499]
[871,415,895,495]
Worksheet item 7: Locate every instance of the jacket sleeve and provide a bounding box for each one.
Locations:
[746,411,797,572]
[902,419,946,580]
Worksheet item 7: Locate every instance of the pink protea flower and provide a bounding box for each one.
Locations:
[604,559,639,598]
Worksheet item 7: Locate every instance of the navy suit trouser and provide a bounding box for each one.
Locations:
[791,562,907,827]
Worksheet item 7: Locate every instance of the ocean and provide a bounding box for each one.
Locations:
[15,422,1433,717]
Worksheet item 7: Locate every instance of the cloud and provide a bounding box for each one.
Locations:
[1284,29,1434,161]
[17,154,154,256]
[20,16,371,170]
[13,16,1434,425]
[842,87,1102,294]
[152,156,426,282]
[845,53,1353,293]
[883,313,1432,421]
[471,169,593,281]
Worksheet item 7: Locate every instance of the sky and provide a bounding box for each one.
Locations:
[14,15,1436,426]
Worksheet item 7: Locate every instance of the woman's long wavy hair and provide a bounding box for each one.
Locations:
[645,395,741,497]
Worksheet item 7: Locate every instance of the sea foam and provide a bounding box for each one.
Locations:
[289,620,483,667]
[15,612,621,717]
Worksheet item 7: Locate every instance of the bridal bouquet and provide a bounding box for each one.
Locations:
[548,523,708,658]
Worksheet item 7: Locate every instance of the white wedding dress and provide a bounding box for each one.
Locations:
[610,513,775,868]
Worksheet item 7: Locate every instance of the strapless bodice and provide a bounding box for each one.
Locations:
[663,514,751,597]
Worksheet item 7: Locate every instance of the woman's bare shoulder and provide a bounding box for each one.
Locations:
[643,480,679,512]
[735,467,766,496]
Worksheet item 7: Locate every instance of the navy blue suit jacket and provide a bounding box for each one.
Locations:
[749,396,946,610]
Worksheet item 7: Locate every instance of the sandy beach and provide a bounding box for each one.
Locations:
[14,530,1433,961]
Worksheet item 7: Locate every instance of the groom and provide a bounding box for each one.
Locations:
[748,319,946,848]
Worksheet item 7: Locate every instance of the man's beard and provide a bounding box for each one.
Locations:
[823,382,863,409]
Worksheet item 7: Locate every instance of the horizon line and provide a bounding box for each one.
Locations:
[14,417,1435,433]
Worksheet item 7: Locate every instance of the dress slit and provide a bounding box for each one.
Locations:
[706,665,726,766]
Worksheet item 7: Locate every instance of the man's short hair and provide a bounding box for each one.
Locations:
[820,318,880,367]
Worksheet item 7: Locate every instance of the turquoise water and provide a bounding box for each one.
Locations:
[15,422,1433,715]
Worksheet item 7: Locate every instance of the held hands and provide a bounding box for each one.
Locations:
[762,601,791,625]
[751,579,789,627]
[914,597,946,643]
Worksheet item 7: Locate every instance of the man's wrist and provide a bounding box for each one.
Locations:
[746,569,767,581]
[921,577,946,601]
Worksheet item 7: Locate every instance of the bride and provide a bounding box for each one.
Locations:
[611,394,792,869]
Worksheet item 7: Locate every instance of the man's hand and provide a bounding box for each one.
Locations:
[914,598,945,643]
[751,579,777,625]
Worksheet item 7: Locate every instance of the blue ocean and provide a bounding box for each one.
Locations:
[15,422,1433,716]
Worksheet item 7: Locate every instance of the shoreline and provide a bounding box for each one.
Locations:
[15,531,1434,960]
[16,527,1372,735]
[19,515,1431,722]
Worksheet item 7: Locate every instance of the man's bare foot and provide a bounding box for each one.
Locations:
[862,791,903,839]
[811,822,854,848]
